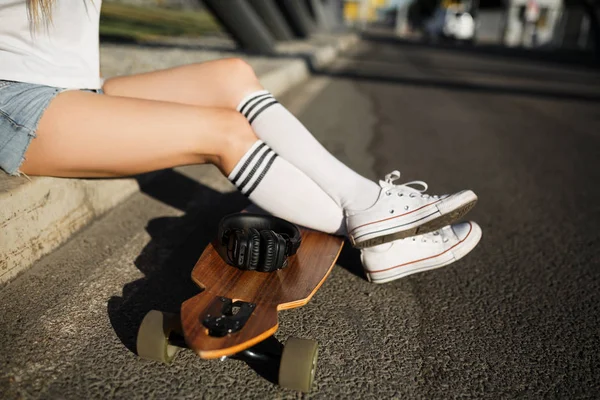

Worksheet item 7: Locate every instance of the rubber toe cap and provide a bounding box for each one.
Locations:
[451,221,481,241]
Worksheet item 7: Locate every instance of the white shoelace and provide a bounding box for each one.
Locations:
[382,171,440,200]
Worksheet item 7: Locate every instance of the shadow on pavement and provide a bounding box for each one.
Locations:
[314,66,600,104]
[107,169,248,356]
[307,32,600,104]
[361,32,600,69]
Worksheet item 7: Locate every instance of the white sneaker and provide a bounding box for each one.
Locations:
[345,171,477,249]
[360,221,482,284]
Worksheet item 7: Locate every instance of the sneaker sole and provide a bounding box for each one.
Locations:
[352,191,478,249]
[364,221,482,284]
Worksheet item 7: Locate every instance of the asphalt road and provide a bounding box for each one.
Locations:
[1,35,599,399]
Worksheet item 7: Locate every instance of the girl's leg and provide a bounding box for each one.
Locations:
[103,58,381,210]
[21,90,247,177]
[20,90,344,233]
[102,58,263,109]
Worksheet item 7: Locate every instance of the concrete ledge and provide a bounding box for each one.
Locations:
[0,176,150,283]
[0,33,358,285]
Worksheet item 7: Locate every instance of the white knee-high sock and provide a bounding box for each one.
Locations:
[236,90,380,211]
[228,140,345,235]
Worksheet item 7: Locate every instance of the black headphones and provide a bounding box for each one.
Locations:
[218,213,302,272]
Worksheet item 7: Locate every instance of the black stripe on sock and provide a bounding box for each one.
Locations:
[231,142,266,184]
[244,152,278,197]
[238,149,273,192]
[243,96,275,118]
[248,100,279,124]
[239,93,271,115]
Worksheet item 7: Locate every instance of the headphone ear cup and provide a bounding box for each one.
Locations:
[247,228,261,270]
[227,229,246,267]
[259,230,278,272]
[273,232,288,269]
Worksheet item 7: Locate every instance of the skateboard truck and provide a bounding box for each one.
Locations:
[201,297,256,337]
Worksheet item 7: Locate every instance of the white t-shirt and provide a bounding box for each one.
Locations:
[0,0,103,89]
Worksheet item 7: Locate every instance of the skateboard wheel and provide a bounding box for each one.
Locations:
[278,337,318,393]
[136,310,182,364]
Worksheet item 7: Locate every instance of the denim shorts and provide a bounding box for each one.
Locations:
[0,80,103,176]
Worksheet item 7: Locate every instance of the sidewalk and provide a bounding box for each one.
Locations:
[0,32,358,286]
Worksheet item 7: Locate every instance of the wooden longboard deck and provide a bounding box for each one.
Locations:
[180,227,344,359]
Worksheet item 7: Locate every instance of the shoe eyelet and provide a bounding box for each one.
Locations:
[386,191,391,196]
[404,206,409,210]
[389,209,394,214]
[398,193,403,197]
[409,194,416,198]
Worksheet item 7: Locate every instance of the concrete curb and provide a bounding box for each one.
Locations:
[0,33,358,286]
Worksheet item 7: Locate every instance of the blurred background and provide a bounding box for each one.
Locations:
[99,0,599,54]
[99,0,221,43]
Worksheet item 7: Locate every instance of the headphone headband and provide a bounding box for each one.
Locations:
[218,213,302,271]
[219,213,301,252]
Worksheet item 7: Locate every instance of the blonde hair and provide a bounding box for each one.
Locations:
[27,0,55,28]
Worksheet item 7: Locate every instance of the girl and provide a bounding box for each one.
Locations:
[0,0,481,283]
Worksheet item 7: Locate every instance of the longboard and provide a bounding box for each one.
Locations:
[137,225,344,392]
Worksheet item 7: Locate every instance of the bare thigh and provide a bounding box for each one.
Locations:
[102,58,262,109]
[20,90,255,178]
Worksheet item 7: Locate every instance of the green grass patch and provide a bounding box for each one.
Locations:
[100,2,221,42]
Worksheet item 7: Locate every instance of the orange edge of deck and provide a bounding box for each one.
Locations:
[277,243,344,311]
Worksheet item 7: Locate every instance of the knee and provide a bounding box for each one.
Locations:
[223,58,259,84]
[218,58,263,107]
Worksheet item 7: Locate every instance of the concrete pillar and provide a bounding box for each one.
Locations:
[278,0,317,38]
[203,0,276,54]
[248,0,296,41]
[306,0,332,32]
